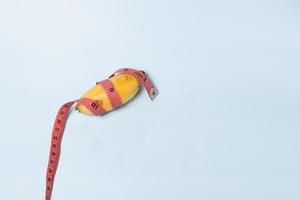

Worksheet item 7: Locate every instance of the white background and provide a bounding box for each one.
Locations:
[0,0,299,199]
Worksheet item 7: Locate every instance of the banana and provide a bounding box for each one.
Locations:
[76,68,158,115]
[76,73,140,115]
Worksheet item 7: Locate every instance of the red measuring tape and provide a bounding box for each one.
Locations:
[45,68,158,200]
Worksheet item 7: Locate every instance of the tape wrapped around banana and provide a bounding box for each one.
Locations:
[45,68,158,200]
[76,73,139,114]
[75,68,158,116]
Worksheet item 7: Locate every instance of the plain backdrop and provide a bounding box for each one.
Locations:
[0,0,299,199]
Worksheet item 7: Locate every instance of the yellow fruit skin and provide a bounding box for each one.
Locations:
[76,74,140,115]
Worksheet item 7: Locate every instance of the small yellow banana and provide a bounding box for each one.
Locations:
[76,68,158,116]
[76,73,140,115]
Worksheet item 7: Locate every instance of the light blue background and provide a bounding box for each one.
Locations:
[0,0,299,199]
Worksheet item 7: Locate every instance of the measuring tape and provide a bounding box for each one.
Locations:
[45,68,158,200]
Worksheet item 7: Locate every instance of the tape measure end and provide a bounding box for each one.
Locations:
[149,88,159,101]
